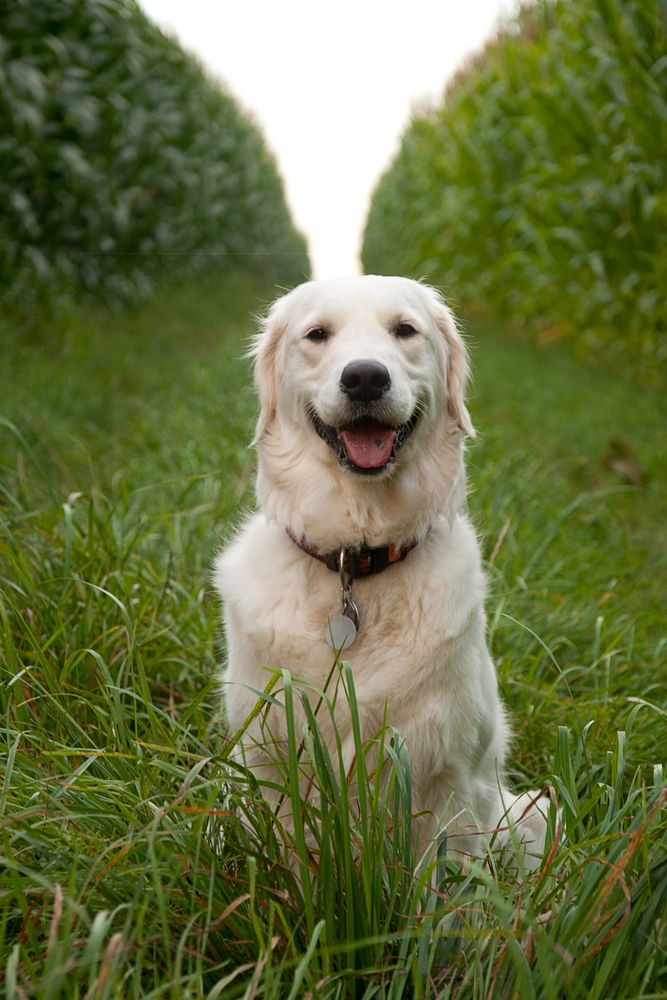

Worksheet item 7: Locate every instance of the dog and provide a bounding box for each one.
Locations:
[214,275,548,866]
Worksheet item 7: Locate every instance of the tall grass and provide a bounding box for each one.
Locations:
[1,280,666,994]
[362,0,667,384]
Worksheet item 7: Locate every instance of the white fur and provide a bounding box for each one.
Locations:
[214,276,548,865]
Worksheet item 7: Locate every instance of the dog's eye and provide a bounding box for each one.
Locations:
[395,322,419,339]
[305,327,329,343]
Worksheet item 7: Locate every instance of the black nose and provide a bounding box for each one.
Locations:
[340,360,391,402]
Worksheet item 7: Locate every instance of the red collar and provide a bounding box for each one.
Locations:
[286,527,420,578]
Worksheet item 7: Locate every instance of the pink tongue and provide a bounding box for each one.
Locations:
[339,424,396,468]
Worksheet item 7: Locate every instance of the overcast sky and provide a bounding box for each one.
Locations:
[140,0,518,278]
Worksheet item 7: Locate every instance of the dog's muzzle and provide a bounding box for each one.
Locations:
[310,408,419,475]
[312,412,418,474]
[309,358,420,475]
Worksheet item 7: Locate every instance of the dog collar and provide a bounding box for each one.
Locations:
[286,527,419,578]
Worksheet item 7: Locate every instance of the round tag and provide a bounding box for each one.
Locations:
[325,614,357,651]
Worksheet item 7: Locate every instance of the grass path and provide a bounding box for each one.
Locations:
[1,280,665,997]
[467,318,666,775]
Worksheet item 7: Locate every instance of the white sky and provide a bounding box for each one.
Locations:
[140,0,518,278]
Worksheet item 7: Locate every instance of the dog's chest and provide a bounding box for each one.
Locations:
[255,577,451,685]
[216,515,485,703]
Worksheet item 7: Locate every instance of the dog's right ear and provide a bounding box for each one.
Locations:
[425,287,476,438]
[249,295,288,445]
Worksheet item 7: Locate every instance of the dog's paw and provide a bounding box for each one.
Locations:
[496,789,552,872]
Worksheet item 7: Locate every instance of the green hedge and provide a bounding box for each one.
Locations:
[0,0,309,309]
[362,0,667,384]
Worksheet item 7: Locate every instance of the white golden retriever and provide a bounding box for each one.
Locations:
[214,275,548,865]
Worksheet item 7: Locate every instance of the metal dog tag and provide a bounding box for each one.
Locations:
[325,613,357,651]
[325,547,361,650]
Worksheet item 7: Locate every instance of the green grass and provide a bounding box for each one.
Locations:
[467,318,667,777]
[1,280,665,997]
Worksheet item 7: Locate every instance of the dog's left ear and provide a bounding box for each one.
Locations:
[250,294,288,445]
[428,290,476,438]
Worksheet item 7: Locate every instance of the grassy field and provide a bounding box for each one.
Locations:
[1,278,665,997]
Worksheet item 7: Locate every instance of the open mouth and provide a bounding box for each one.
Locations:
[310,411,420,475]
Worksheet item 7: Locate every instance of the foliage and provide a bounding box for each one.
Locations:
[362,0,667,384]
[0,0,309,311]
[0,277,665,995]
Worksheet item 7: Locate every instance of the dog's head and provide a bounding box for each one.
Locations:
[252,276,474,481]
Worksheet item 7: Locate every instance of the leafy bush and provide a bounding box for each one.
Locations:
[0,0,309,309]
[362,0,667,384]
